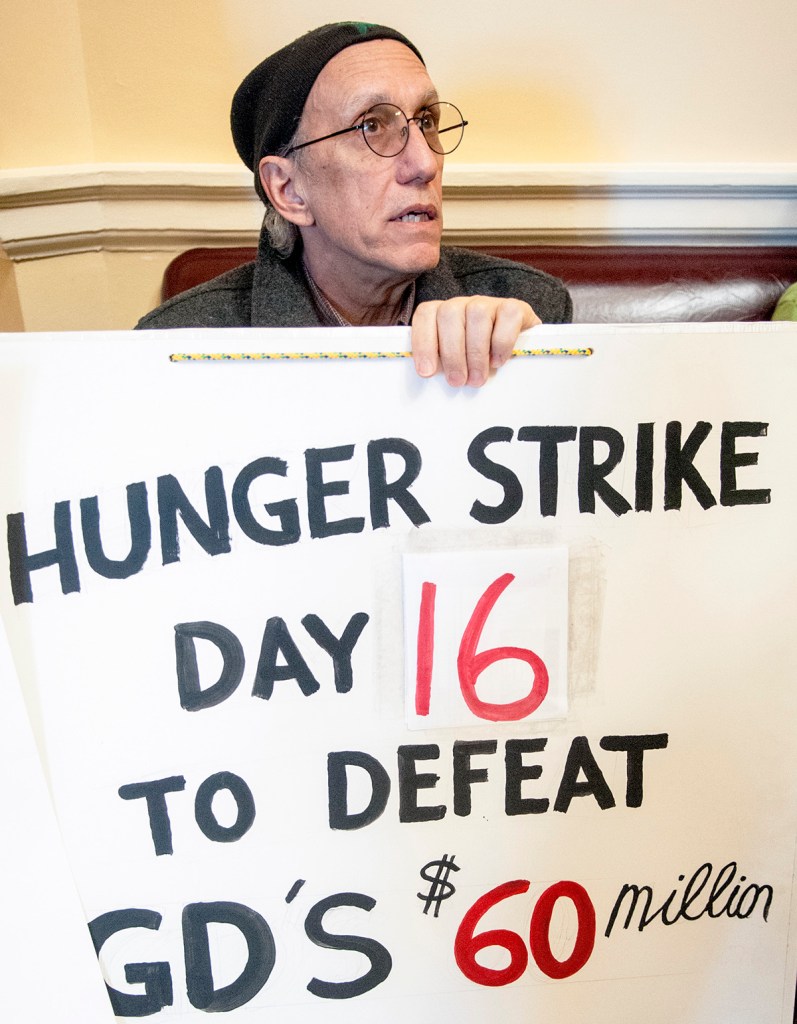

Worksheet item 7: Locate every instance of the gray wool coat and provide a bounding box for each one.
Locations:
[136,238,572,330]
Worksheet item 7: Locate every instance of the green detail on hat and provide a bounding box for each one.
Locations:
[339,21,376,34]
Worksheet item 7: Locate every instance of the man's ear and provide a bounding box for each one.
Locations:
[258,156,314,227]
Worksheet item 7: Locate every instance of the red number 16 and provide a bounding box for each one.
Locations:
[415,573,549,723]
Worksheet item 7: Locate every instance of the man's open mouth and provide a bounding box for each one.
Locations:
[393,207,436,223]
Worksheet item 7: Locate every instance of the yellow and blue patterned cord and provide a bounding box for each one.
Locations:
[169,348,593,362]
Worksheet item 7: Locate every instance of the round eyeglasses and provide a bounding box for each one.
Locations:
[286,101,468,158]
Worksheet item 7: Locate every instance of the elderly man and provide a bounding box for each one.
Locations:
[137,22,572,387]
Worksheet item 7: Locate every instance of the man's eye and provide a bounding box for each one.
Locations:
[361,117,383,135]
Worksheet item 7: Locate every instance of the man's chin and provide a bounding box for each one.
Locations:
[392,239,442,276]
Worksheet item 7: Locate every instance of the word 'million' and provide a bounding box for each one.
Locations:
[6,421,770,604]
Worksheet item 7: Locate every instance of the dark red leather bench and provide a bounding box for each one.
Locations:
[162,245,797,324]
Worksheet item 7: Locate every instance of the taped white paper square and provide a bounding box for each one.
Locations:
[403,547,568,730]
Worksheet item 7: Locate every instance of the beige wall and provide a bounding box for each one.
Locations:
[2,0,796,330]
[10,250,179,332]
[0,256,24,332]
[4,0,796,167]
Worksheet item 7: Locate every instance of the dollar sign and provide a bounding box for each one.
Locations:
[418,854,460,917]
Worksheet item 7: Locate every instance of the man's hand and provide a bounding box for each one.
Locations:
[411,296,541,387]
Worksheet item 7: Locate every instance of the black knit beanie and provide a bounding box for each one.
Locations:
[231,22,425,204]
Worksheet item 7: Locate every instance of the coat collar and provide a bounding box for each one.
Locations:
[250,231,454,327]
[250,233,320,327]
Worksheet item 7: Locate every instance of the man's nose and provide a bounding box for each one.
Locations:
[396,120,441,183]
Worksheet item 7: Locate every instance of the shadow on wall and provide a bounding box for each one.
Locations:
[0,256,24,333]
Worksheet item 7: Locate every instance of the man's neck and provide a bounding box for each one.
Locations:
[301,250,413,327]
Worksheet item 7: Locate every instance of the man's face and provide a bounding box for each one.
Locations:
[292,40,444,290]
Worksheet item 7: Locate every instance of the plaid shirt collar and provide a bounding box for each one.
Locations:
[302,261,415,327]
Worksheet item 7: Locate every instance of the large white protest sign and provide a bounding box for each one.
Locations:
[0,620,114,1022]
[1,323,795,1023]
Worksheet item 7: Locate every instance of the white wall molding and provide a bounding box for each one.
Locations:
[2,162,797,260]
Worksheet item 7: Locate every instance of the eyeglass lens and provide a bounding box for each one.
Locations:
[360,102,466,157]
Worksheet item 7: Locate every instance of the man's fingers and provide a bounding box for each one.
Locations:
[410,301,443,378]
[462,297,498,387]
[410,296,541,388]
[437,297,484,387]
[489,299,541,369]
